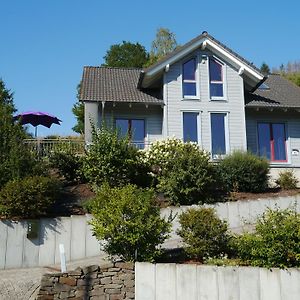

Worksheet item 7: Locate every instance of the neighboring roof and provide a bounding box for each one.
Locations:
[246,74,300,108]
[80,66,163,104]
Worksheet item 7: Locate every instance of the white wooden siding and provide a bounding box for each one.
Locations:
[164,48,247,155]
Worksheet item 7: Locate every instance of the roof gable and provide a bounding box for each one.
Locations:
[140,31,265,90]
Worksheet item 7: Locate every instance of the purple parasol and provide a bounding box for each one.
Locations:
[13,111,62,137]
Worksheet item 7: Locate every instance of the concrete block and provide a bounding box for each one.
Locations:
[295,194,300,213]
[176,264,197,300]
[214,202,228,221]
[237,200,250,227]
[217,266,239,300]
[135,262,155,300]
[54,217,71,264]
[280,268,300,300]
[5,220,25,269]
[249,199,267,223]
[260,268,281,300]
[85,214,102,257]
[197,265,218,300]
[0,221,8,269]
[238,267,260,300]
[39,218,57,266]
[277,196,297,211]
[70,216,86,260]
[227,202,240,229]
[23,220,40,267]
[155,264,176,300]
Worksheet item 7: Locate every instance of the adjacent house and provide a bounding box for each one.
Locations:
[79,31,300,176]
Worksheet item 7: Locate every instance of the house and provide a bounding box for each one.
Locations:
[79,31,300,177]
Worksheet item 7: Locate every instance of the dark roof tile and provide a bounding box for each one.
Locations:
[246,74,300,108]
[80,67,163,104]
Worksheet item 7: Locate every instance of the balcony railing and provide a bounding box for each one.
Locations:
[24,139,85,158]
[23,139,152,158]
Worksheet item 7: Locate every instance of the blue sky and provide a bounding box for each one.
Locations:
[1,0,300,136]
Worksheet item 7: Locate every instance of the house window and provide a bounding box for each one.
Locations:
[258,123,287,162]
[211,113,227,158]
[182,58,197,97]
[209,58,224,98]
[116,119,145,149]
[183,112,199,143]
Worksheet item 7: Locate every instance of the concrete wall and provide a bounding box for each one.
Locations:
[0,215,103,270]
[161,194,300,248]
[1,195,299,269]
[135,263,300,300]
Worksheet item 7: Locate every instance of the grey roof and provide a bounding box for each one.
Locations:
[144,31,263,76]
[80,66,163,104]
[246,74,300,108]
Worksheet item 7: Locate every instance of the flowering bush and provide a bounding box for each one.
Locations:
[144,138,201,174]
[144,138,219,205]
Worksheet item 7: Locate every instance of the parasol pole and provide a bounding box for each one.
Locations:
[35,126,38,138]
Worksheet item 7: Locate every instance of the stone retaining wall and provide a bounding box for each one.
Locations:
[37,261,135,300]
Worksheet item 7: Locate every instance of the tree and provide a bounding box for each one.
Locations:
[0,79,38,188]
[148,27,178,65]
[72,83,84,134]
[103,41,149,68]
[260,62,270,75]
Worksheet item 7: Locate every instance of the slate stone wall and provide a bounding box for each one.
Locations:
[37,261,135,300]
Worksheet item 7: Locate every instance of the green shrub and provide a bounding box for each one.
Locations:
[177,207,231,261]
[234,207,300,268]
[82,126,150,187]
[0,176,60,218]
[155,142,219,205]
[89,184,171,261]
[275,170,298,190]
[218,151,269,193]
[49,144,85,183]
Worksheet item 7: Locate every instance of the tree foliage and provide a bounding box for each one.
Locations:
[72,83,84,134]
[103,41,149,68]
[150,27,178,60]
[260,62,270,75]
[273,60,300,87]
[0,79,39,188]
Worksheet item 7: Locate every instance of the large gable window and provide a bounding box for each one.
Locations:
[209,57,224,98]
[182,58,197,97]
[258,123,287,162]
[116,119,145,149]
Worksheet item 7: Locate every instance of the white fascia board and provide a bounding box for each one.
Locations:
[145,37,263,81]
[145,38,206,77]
[205,40,264,81]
